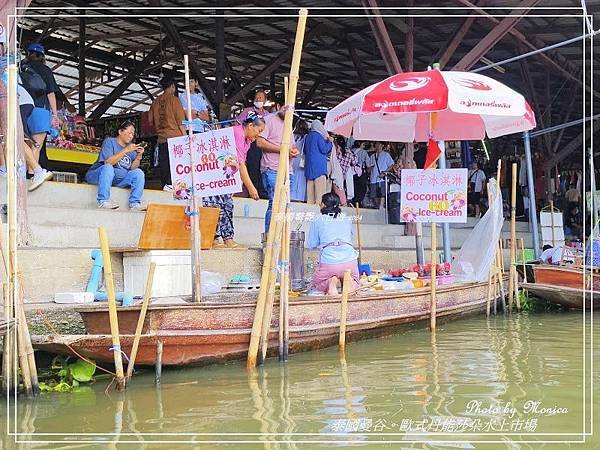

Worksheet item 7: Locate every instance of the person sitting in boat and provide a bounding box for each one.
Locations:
[539,244,573,265]
[307,192,360,295]
[540,245,556,264]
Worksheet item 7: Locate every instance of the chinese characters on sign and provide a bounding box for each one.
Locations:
[400,169,468,223]
[167,127,242,199]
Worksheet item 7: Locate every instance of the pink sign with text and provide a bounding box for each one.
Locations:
[400,168,468,223]
[167,127,242,200]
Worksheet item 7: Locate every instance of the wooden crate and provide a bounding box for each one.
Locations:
[138,203,220,250]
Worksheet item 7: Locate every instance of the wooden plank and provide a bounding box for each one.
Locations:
[138,204,220,250]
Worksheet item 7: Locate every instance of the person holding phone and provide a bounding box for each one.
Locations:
[85,120,147,211]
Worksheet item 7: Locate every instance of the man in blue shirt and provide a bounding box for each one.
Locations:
[85,121,146,210]
[178,77,209,133]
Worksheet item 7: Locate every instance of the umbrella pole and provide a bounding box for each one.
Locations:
[437,140,452,263]
[523,131,540,257]
[508,163,518,311]
[430,223,437,331]
[415,223,424,265]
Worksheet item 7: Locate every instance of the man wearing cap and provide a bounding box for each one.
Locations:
[20,43,60,183]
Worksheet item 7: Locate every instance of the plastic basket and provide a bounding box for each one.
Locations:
[53,171,78,183]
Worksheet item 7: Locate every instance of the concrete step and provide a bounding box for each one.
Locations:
[23,181,386,223]
[26,204,407,248]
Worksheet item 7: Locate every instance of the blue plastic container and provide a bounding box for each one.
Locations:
[358,264,371,276]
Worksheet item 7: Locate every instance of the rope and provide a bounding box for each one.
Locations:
[108,345,130,364]
[34,305,116,377]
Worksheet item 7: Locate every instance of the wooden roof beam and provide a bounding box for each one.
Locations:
[300,77,322,108]
[436,15,477,69]
[88,39,168,120]
[544,119,600,169]
[227,23,326,104]
[361,0,403,75]
[158,16,217,107]
[405,0,414,72]
[453,0,542,71]
[518,54,551,154]
[346,35,368,86]
[450,0,597,98]
[551,83,579,154]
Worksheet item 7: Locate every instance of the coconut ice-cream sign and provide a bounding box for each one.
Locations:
[168,127,242,200]
[400,168,468,223]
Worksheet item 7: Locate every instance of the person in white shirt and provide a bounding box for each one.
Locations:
[368,142,394,209]
[468,161,487,218]
[178,77,209,133]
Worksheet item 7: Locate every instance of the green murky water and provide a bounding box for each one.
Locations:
[2,311,598,449]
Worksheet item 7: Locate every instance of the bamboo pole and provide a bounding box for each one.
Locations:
[15,288,32,397]
[493,269,499,315]
[355,203,363,265]
[514,266,521,310]
[497,239,504,274]
[339,270,351,352]
[508,163,517,311]
[520,238,528,284]
[486,184,494,317]
[16,276,38,395]
[496,159,502,189]
[278,212,290,362]
[486,270,493,317]
[183,55,203,303]
[279,77,291,363]
[2,64,19,392]
[248,9,309,369]
[430,223,438,331]
[126,262,156,381]
[2,281,12,394]
[98,227,126,390]
[550,200,556,247]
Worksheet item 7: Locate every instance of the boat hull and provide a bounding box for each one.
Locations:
[33,281,498,366]
[532,265,600,290]
[521,282,597,310]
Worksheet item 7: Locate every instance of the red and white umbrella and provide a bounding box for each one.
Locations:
[324,69,536,142]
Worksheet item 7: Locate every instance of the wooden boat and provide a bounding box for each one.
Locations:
[520,282,597,310]
[532,264,600,290]
[515,260,537,283]
[520,265,599,310]
[33,280,502,367]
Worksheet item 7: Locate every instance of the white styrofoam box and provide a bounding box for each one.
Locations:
[540,212,564,227]
[124,250,193,298]
[541,227,565,242]
[54,292,95,304]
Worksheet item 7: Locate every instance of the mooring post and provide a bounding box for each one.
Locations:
[155,340,163,385]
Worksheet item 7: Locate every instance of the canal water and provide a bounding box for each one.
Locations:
[2,311,598,448]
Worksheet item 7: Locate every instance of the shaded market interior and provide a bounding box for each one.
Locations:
[13,0,600,176]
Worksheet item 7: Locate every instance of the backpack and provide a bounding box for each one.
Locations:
[20,61,47,99]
